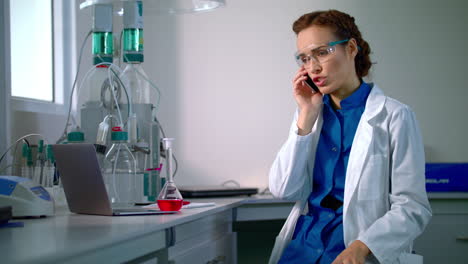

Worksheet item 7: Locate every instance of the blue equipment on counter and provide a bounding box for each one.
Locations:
[425,163,468,192]
[0,176,55,217]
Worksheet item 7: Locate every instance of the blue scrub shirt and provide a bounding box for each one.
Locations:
[279,82,371,264]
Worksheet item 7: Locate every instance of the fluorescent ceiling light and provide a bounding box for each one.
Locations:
[80,0,226,15]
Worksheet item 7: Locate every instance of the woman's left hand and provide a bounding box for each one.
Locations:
[331,240,370,264]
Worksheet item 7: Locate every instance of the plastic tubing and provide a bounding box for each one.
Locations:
[106,64,124,127]
[0,134,48,175]
[135,66,161,112]
[97,114,122,145]
[111,144,121,201]
[73,62,132,130]
[57,30,92,144]
[74,65,97,125]
[122,54,162,112]
[103,114,120,124]
[106,62,134,130]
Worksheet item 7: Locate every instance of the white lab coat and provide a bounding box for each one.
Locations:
[268,84,432,264]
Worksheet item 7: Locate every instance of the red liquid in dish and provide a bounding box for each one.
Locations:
[157,199,183,211]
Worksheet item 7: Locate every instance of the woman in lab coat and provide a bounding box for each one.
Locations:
[269,10,432,264]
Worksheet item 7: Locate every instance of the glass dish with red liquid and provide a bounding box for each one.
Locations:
[157,138,185,212]
[157,199,184,211]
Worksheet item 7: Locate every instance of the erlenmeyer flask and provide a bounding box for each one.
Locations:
[157,138,183,211]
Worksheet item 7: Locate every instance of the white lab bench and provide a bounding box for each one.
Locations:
[2,193,467,264]
[0,195,293,264]
[414,192,468,264]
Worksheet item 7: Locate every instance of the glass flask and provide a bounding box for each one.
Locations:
[157,138,183,211]
[43,145,56,188]
[120,3,162,203]
[120,62,161,204]
[21,143,34,180]
[103,127,137,207]
[75,64,127,146]
[33,140,45,185]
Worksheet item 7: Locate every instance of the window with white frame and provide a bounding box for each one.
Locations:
[8,0,74,114]
[10,0,54,102]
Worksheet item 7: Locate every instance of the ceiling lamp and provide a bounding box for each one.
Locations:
[80,0,226,15]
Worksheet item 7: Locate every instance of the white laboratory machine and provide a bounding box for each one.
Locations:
[0,175,55,217]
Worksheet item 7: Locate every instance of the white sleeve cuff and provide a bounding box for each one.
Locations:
[291,123,313,141]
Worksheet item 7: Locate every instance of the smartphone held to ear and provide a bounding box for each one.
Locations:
[305,75,320,93]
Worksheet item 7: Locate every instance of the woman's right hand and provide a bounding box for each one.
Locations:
[293,67,323,111]
[292,67,323,135]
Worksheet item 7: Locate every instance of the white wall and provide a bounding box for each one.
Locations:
[73,0,468,190]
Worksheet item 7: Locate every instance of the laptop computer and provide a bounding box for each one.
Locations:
[179,185,258,198]
[52,144,177,216]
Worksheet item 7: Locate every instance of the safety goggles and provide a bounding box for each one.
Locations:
[294,39,349,67]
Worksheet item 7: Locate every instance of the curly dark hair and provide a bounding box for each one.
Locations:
[293,10,372,78]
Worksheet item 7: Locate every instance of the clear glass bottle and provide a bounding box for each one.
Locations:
[76,64,123,146]
[121,63,151,106]
[121,0,147,146]
[157,138,183,211]
[33,140,45,185]
[74,3,114,146]
[21,143,33,180]
[120,61,160,204]
[103,127,137,207]
[120,2,161,203]
[44,145,56,188]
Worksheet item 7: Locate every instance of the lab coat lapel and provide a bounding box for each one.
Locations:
[343,119,373,217]
[343,85,386,217]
